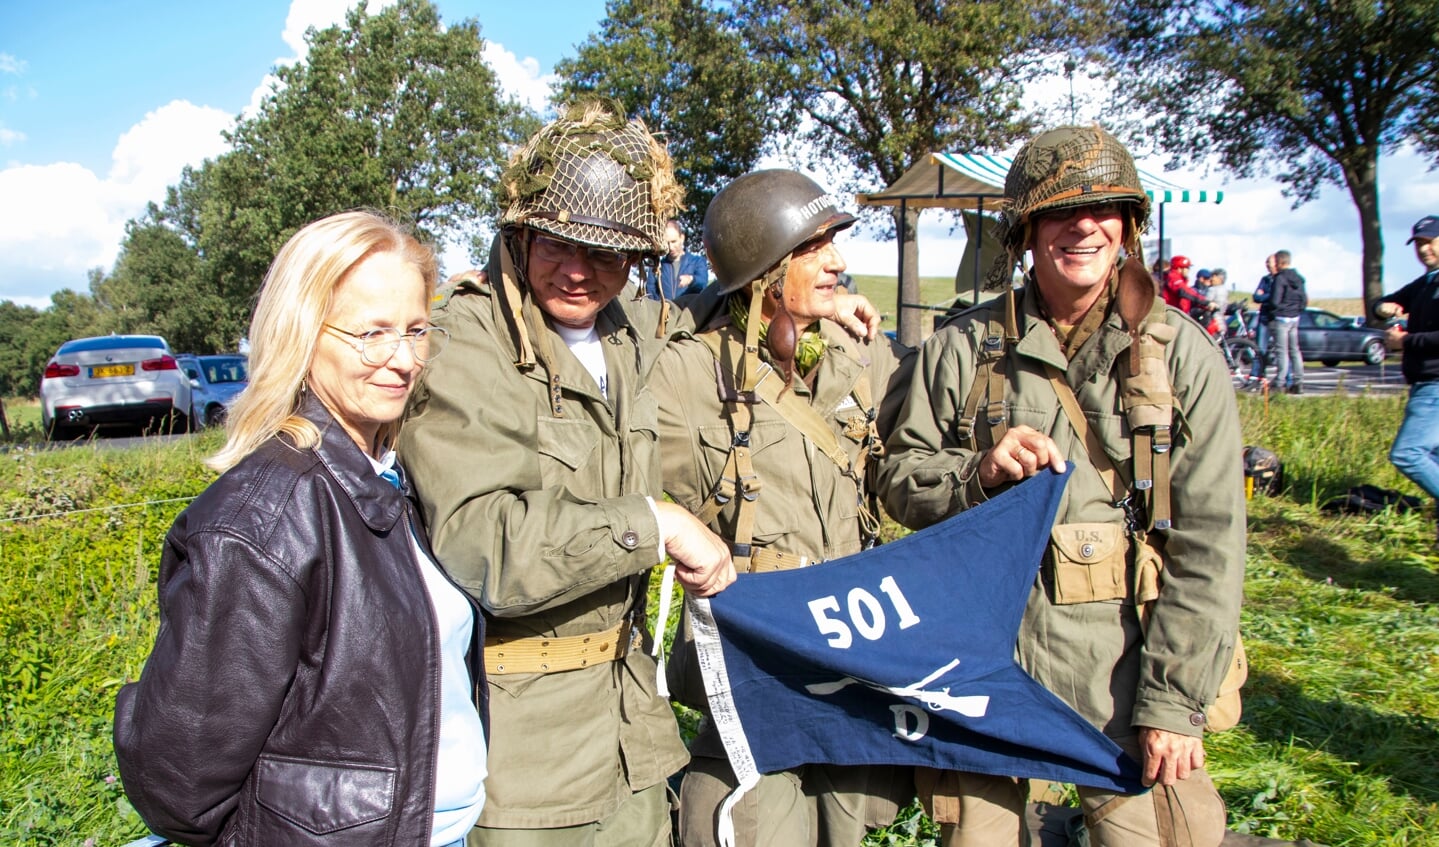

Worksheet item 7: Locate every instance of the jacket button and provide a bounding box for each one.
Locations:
[1189,711,1207,727]
[620,530,640,549]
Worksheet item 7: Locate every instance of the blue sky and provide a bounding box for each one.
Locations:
[2,0,1437,309]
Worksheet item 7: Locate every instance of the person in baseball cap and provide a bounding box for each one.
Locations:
[1406,215,1439,244]
[1377,214,1439,545]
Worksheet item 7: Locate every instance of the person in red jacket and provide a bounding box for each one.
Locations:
[1163,255,1211,315]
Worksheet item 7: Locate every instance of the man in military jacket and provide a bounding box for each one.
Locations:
[876,126,1244,847]
[651,169,916,847]
[401,100,735,847]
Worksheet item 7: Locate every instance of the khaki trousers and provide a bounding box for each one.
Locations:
[929,737,1227,847]
[467,783,671,847]
[679,754,911,847]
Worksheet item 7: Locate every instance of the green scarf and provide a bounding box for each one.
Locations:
[728,294,828,377]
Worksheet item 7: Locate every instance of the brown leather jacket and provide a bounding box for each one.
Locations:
[113,395,487,846]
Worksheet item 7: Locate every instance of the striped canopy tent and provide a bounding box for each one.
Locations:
[856,152,1224,311]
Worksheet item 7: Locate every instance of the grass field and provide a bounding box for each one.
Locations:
[2,395,1435,845]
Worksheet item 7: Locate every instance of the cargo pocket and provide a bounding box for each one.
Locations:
[537,416,601,492]
[254,755,395,835]
[1049,522,1129,604]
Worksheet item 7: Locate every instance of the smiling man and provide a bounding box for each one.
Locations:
[877,126,1244,847]
[649,169,915,847]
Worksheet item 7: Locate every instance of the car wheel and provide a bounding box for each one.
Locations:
[205,403,227,427]
[1321,358,1339,367]
[1363,338,1386,366]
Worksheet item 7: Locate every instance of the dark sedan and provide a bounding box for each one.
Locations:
[1298,308,1388,366]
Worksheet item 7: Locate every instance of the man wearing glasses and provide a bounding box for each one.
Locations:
[399,99,737,847]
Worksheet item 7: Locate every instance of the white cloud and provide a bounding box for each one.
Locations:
[0,126,24,146]
[482,41,556,112]
[0,53,26,75]
[0,102,232,305]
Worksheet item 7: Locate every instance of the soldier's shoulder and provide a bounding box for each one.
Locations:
[931,295,1004,337]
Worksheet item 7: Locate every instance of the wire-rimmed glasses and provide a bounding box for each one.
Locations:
[323,324,450,365]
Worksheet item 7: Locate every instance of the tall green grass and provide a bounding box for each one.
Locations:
[3,397,1436,845]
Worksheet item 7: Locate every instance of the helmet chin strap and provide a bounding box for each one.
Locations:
[762,255,796,389]
[737,253,796,393]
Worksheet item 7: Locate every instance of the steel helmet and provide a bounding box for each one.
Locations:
[499,98,682,255]
[1170,255,1193,270]
[704,169,857,295]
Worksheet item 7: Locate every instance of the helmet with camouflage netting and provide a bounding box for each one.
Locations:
[499,97,683,255]
[989,125,1151,286]
[704,169,857,295]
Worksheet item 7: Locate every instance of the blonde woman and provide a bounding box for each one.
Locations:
[114,210,487,847]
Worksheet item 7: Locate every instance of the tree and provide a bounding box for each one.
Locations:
[555,0,777,239]
[1105,0,1439,314]
[136,0,524,347]
[744,0,1103,344]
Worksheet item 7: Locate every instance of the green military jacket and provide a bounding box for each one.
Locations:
[400,261,687,829]
[653,315,913,563]
[875,284,1245,739]
[651,312,913,755]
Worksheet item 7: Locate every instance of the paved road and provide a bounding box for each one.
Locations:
[1244,359,1407,396]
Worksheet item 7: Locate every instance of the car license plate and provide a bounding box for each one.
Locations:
[91,364,135,378]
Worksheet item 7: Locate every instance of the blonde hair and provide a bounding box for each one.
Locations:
[208,210,439,473]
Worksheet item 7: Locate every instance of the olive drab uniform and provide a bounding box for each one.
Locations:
[400,253,688,839]
[875,276,1244,846]
[651,302,916,847]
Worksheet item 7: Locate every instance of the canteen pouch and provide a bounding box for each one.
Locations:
[1049,522,1129,604]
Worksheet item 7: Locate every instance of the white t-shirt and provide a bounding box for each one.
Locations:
[371,452,487,845]
[555,322,608,399]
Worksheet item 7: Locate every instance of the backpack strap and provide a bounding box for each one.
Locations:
[693,286,767,573]
[1121,298,1178,531]
[956,289,1019,450]
[696,295,885,557]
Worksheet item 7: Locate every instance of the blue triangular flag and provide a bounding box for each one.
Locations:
[689,464,1144,832]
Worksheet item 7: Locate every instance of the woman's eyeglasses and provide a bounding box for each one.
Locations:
[324,324,450,365]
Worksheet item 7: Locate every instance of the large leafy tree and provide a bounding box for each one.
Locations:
[558,0,1080,345]
[743,0,1069,344]
[1106,0,1439,313]
[552,1,777,240]
[97,0,524,352]
[555,0,776,240]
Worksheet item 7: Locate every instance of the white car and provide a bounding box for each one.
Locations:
[39,335,192,440]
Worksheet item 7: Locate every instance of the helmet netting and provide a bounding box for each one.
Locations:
[500,98,683,253]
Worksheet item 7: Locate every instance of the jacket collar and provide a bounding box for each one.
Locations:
[1013,284,1134,385]
[300,393,407,533]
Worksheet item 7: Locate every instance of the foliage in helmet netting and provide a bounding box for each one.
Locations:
[498,97,683,253]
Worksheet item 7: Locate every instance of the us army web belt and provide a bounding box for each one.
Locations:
[484,617,638,675]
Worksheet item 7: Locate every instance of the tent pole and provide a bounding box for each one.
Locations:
[898,198,908,341]
[973,197,982,305]
[1159,203,1167,269]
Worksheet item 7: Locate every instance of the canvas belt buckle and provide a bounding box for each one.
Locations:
[746,547,812,573]
[483,616,637,675]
